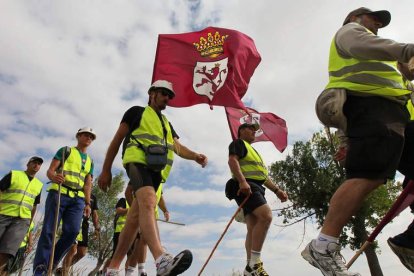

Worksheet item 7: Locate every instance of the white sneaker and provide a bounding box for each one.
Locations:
[156,250,193,276]
[301,240,361,276]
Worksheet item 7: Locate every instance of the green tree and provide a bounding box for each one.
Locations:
[269,129,400,276]
[86,171,126,275]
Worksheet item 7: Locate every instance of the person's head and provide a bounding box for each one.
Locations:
[148,80,175,111]
[26,156,43,176]
[76,127,96,147]
[343,7,390,35]
[237,123,259,143]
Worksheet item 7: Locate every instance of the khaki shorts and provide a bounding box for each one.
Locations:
[0,215,30,257]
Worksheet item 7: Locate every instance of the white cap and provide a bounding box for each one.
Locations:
[149,80,175,98]
[76,127,96,140]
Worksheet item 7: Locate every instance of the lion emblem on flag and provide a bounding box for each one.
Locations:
[193,57,228,100]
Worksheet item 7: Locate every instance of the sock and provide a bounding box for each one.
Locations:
[106,268,118,275]
[127,266,136,271]
[314,233,339,253]
[249,250,261,267]
[138,263,146,273]
[155,253,167,266]
[246,259,250,266]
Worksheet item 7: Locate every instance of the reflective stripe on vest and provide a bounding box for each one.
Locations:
[326,29,411,98]
[0,171,43,219]
[235,140,268,181]
[48,147,91,198]
[115,201,130,233]
[123,106,175,182]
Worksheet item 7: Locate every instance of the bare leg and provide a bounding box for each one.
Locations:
[245,214,257,261]
[0,253,9,275]
[136,187,164,260]
[321,178,383,237]
[126,237,147,269]
[71,246,87,266]
[62,244,77,276]
[250,204,272,252]
[107,199,141,269]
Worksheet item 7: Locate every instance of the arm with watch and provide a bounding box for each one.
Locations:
[83,174,93,217]
[263,178,288,202]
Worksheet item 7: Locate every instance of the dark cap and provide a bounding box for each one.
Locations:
[28,156,43,164]
[343,7,391,27]
[238,122,260,137]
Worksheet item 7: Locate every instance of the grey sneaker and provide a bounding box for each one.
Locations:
[156,250,193,276]
[301,240,361,276]
[388,238,414,273]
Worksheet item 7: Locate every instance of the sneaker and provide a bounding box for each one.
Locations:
[301,240,361,276]
[156,250,193,276]
[140,273,148,276]
[105,269,120,276]
[244,261,269,276]
[388,237,414,273]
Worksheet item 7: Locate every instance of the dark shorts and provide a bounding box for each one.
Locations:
[125,163,162,192]
[343,95,409,180]
[232,180,267,216]
[398,121,414,179]
[77,219,89,247]
[111,232,120,257]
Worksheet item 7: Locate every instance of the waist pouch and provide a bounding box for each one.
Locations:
[145,144,168,171]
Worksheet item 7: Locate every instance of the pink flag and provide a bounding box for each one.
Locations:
[152,27,261,109]
[225,106,288,152]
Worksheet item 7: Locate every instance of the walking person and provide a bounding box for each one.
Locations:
[57,193,100,275]
[98,80,208,275]
[125,183,169,276]
[33,127,96,275]
[0,156,44,274]
[304,7,414,275]
[226,122,288,275]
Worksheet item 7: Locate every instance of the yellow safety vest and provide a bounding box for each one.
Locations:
[234,140,268,181]
[326,28,411,99]
[155,183,163,219]
[123,106,174,182]
[115,200,129,233]
[20,221,35,248]
[48,147,92,198]
[0,171,43,219]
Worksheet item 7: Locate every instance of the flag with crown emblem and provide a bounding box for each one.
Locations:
[225,106,288,152]
[152,27,261,109]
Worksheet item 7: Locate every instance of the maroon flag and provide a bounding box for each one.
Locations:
[152,27,261,109]
[225,106,288,152]
[368,180,414,242]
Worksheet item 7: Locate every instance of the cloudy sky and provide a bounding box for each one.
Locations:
[1,0,414,275]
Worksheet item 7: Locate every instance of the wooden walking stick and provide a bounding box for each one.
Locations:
[198,195,250,276]
[48,149,66,275]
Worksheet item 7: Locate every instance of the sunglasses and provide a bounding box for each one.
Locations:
[158,89,174,99]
